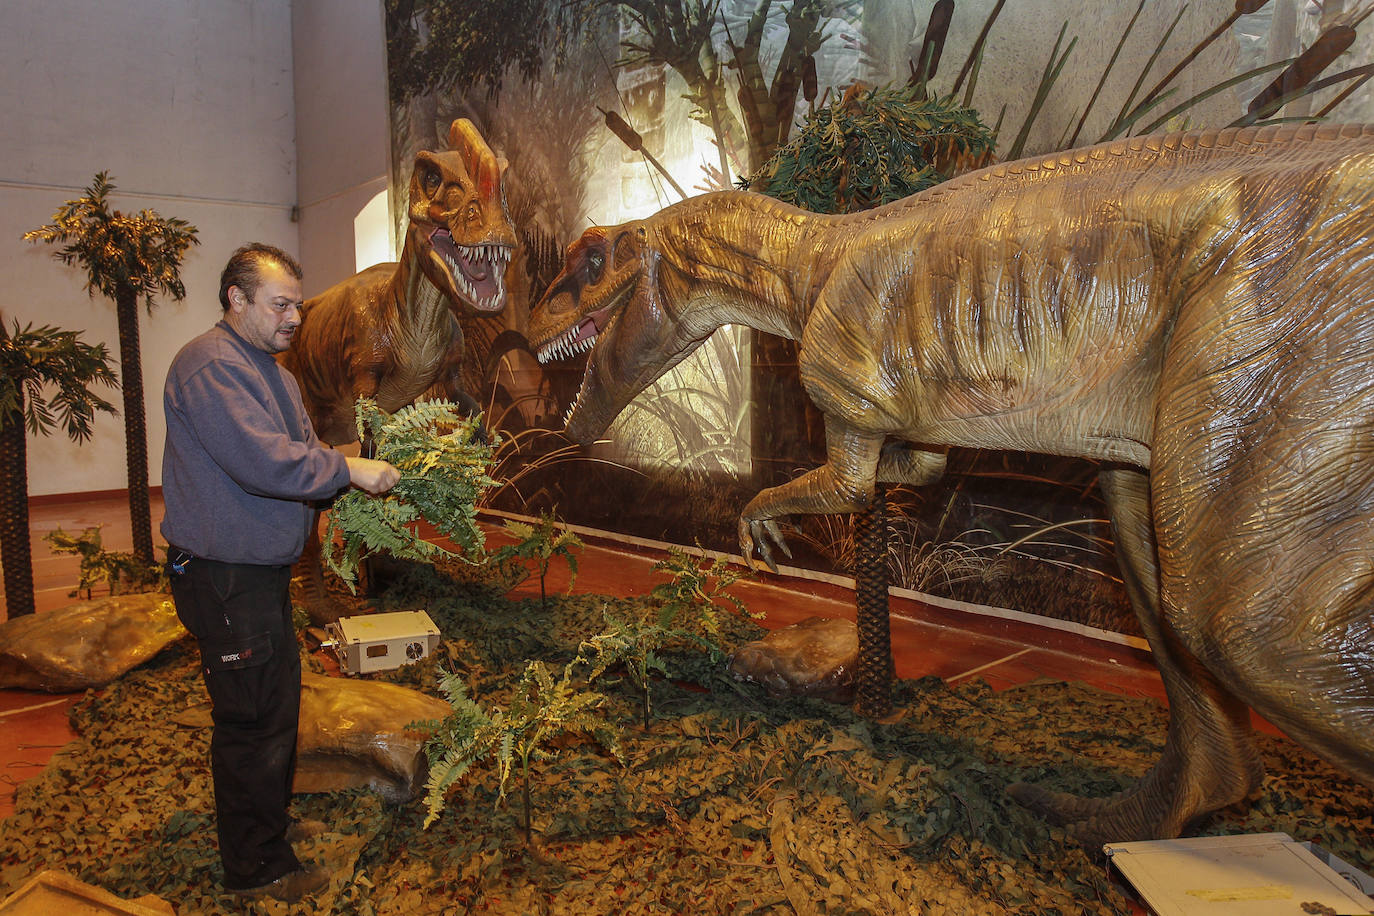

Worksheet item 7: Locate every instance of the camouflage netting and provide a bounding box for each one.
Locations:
[2,560,1370,915]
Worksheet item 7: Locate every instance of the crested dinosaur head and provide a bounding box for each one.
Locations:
[529,220,712,445]
[406,119,517,315]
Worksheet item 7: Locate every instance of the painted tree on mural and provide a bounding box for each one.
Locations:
[24,173,200,565]
[0,319,116,618]
[385,0,854,178]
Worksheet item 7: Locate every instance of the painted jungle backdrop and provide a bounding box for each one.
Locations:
[383,0,1374,637]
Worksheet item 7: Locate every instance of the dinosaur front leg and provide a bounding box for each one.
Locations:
[739,423,885,571]
[1009,467,1262,844]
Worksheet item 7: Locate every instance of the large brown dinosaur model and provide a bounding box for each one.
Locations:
[528,123,1374,844]
[279,119,516,445]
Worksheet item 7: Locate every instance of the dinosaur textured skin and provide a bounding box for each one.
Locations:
[528,123,1374,843]
[279,119,516,445]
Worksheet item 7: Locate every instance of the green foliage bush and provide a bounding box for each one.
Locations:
[741,85,996,214]
[44,524,166,598]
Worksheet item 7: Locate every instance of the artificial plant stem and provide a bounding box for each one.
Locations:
[1315,68,1373,119]
[521,754,533,846]
[1127,11,1243,126]
[1008,23,1077,161]
[952,0,1007,95]
[642,670,652,731]
[1104,4,1189,141]
[1068,0,1148,148]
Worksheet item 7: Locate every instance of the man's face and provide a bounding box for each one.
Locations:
[226,260,303,354]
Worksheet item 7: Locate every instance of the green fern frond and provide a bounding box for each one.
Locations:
[325,398,498,590]
[415,667,503,828]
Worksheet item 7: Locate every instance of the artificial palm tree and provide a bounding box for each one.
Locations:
[0,318,117,618]
[24,172,200,564]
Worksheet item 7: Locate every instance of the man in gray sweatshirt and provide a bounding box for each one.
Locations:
[161,243,399,902]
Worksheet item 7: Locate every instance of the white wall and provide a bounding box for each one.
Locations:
[1,0,392,498]
[1,0,299,496]
[291,0,391,297]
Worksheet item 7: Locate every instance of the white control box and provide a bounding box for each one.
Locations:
[328,610,440,675]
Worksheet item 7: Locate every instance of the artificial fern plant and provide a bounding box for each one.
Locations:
[580,607,715,731]
[416,660,621,845]
[649,545,760,639]
[491,509,583,610]
[324,398,497,590]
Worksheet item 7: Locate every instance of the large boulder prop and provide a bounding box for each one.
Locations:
[293,672,452,803]
[0,594,185,692]
[729,616,858,703]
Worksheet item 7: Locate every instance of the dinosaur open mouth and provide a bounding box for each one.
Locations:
[430,227,510,313]
[535,304,615,364]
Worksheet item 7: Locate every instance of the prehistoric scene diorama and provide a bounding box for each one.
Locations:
[3,0,1374,913]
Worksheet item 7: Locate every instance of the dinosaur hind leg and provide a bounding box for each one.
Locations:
[1009,467,1262,846]
[294,509,349,626]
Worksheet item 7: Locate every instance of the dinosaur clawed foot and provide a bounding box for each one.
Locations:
[739,517,792,573]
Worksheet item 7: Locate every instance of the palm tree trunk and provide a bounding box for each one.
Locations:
[115,284,154,564]
[0,401,36,618]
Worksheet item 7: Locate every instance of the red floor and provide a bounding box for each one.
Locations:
[1,491,1185,828]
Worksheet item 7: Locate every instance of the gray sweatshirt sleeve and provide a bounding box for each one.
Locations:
[176,358,349,502]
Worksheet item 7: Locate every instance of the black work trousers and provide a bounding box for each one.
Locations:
[169,556,302,890]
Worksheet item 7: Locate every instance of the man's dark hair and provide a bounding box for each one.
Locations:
[218,243,303,310]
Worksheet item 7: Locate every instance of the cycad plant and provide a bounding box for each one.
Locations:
[0,319,117,617]
[24,173,199,564]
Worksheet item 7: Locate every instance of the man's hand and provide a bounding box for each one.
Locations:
[345,457,400,495]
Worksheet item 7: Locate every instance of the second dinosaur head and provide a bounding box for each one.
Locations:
[528,215,715,445]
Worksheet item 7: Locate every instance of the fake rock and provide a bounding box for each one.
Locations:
[0,594,184,692]
[729,616,857,703]
[294,672,452,804]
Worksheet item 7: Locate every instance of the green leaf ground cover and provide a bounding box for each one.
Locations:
[2,561,1370,914]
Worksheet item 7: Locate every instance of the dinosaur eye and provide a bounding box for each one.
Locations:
[586,250,605,284]
[422,167,441,195]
